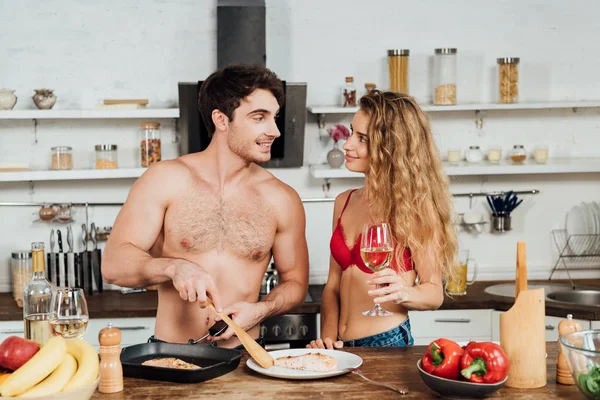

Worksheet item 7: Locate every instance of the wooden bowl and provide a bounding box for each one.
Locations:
[417,360,507,399]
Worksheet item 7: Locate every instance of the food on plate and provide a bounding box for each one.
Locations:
[142,357,201,370]
[460,341,510,384]
[0,336,66,397]
[274,352,338,372]
[0,336,40,371]
[421,338,465,380]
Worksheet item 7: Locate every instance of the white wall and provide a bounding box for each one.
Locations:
[1,0,600,292]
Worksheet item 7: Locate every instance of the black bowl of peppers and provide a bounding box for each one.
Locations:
[417,339,509,398]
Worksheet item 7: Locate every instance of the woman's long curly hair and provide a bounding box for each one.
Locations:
[360,90,458,287]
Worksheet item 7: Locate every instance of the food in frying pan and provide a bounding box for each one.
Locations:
[274,353,337,372]
[142,357,200,370]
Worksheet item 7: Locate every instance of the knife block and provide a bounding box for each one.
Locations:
[500,288,547,388]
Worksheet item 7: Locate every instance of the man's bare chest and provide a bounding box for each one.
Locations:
[164,191,277,261]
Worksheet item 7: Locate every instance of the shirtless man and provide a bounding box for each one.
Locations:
[102,64,309,349]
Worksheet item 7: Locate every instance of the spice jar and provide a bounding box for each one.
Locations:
[465,146,484,163]
[533,146,549,164]
[497,57,519,104]
[341,77,357,107]
[433,48,457,105]
[39,204,56,222]
[51,146,73,170]
[487,148,502,164]
[364,82,376,96]
[388,49,409,93]
[11,251,32,307]
[56,204,73,223]
[510,145,527,164]
[447,149,461,165]
[140,122,162,167]
[95,144,118,169]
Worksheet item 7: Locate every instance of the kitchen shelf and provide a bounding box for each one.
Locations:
[307,101,600,115]
[0,168,146,182]
[310,158,600,179]
[0,109,179,120]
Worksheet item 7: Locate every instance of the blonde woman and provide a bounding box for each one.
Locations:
[308,90,458,349]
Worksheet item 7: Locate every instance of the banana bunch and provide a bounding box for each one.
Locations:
[0,336,99,398]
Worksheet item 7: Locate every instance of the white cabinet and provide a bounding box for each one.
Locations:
[0,321,25,342]
[84,318,155,350]
[491,311,591,342]
[409,309,493,346]
[592,321,600,329]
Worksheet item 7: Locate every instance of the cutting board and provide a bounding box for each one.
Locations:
[500,241,547,388]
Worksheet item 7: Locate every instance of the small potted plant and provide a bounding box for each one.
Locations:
[326,124,350,168]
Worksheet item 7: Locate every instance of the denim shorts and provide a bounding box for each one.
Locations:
[147,335,264,351]
[341,318,414,347]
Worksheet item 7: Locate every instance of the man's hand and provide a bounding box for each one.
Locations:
[167,261,222,311]
[306,338,343,350]
[210,301,266,342]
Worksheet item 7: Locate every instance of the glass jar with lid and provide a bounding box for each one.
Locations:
[388,49,410,93]
[56,204,73,223]
[497,57,519,104]
[51,146,73,170]
[341,77,357,107]
[38,204,56,222]
[433,48,457,105]
[364,82,377,96]
[95,144,118,169]
[140,122,162,167]
[510,145,527,164]
[465,146,484,163]
[11,250,32,307]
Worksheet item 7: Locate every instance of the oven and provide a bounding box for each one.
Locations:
[260,292,318,350]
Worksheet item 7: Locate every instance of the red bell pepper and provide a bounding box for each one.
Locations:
[460,342,510,384]
[421,338,465,380]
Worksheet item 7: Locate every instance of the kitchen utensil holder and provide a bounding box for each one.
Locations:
[491,214,512,232]
[550,229,600,286]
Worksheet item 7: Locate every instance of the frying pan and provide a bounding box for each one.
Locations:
[120,342,242,383]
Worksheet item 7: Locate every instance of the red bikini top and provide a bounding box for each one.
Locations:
[329,190,414,274]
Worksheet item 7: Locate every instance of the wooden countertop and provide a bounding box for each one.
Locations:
[91,342,579,399]
[0,280,598,321]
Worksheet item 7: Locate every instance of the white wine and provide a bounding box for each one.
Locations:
[49,317,89,339]
[23,242,53,344]
[360,247,393,272]
[24,314,52,344]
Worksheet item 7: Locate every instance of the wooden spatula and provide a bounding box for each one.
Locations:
[206,298,274,369]
[515,241,528,299]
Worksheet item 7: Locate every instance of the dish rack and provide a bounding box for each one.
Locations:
[549,229,600,284]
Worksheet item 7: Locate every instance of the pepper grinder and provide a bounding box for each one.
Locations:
[98,323,123,393]
[557,314,582,385]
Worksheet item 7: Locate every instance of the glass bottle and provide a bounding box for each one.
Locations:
[433,48,457,105]
[364,82,377,96]
[51,146,73,170]
[23,242,53,344]
[497,57,520,104]
[388,49,409,93]
[341,77,357,107]
[140,122,162,167]
[510,145,527,164]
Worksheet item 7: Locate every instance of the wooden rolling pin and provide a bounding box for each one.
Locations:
[206,298,274,369]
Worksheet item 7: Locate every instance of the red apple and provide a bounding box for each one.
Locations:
[0,336,40,371]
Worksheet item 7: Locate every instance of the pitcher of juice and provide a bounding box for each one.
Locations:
[447,250,478,295]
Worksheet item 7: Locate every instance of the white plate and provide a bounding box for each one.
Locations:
[246,349,363,380]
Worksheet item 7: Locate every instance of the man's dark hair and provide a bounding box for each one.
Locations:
[198,64,284,137]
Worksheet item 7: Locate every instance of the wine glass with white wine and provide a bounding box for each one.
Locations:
[49,288,89,339]
[360,222,394,317]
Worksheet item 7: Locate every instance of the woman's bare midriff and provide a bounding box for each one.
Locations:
[337,266,411,341]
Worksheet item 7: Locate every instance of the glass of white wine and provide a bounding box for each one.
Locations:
[360,222,394,317]
[49,288,89,339]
